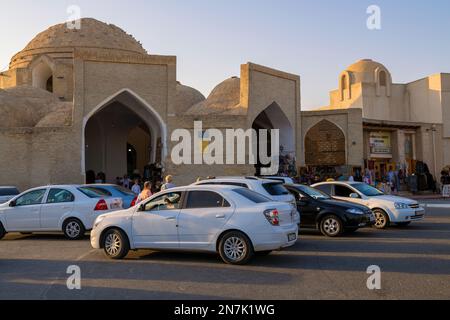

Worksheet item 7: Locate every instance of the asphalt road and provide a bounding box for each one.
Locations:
[1,205,449,300]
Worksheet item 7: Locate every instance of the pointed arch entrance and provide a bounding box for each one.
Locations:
[252,102,295,176]
[82,89,167,183]
[304,120,346,168]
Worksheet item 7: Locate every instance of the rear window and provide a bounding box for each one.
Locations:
[113,186,135,196]
[262,183,289,196]
[0,188,20,196]
[233,188,271,203]
[88,187,112,196]
[78,187,107,198]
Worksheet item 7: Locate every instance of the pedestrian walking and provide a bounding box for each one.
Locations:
[161,175,176,191]
[131,179,141,195]
[137,181,153,203]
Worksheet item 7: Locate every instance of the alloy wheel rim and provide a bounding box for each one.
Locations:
[66,222,81,238]
[105,233,121,256]
[375,211,386,228]
[324,218,340,236]
[224,237,246,261]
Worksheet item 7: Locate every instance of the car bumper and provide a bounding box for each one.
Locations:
[90,227,101,249]
[345,212,376,228]
[389,207,426,223]
[252,225,299,252]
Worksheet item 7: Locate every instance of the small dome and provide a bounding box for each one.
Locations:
[186,77,241,115]
[0,86,72,128]
[174,83,206,115]
[345,59,390,83]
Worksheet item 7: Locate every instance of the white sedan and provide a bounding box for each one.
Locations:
[91,185,299,265]
[312,181,425,229]
[0,185,123,240]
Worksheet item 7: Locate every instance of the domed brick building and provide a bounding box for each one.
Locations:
[0,18,301,189]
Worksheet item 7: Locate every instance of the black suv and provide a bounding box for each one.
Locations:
[285,184,375,237]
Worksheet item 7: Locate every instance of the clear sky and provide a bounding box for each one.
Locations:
[1,0,450,109]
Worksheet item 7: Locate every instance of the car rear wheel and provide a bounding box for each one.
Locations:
[219,231,254,265]
[0,223,6,240]
[63,219,86,240]
[102,229,130,260]
[373,209,390,229]
[320,215,343,237]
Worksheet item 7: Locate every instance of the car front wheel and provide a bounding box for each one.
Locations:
[320,215,343,237]
[102,229,130,260]
[219,231,254,265]
[63,219,86,240]
[373,209,390,229]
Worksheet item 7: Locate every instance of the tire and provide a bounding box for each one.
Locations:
[373,209,390,229]
[0,223,6,240]
[63,218,86,240]
[102,229,130,260]
[255,250,273,256]
[320,215,344,237]
[218,231,254,265]
[396,222,411,227]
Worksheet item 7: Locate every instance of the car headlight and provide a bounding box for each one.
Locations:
[346,208,364,215]
[395,203,409,210]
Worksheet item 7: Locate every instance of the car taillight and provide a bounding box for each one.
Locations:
[264,209,280,226]
[130,196,137,207]
[94,199,109,211]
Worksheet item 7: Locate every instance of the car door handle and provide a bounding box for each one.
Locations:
[166,216,176,221]
[216,214,226,219]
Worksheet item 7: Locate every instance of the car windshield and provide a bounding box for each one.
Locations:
[0,188,20,196]
[262,183,290,196]
[352,183,384,197]
[295,185,330,200]
[78,187,107,198]
[233,188,271,203]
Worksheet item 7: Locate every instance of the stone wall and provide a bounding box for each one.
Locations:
[0,127,81,191]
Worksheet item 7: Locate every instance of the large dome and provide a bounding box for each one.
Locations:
[10,18,147,68]
[345,59,390,83]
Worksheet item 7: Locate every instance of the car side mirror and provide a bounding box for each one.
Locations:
[298,198,309,206]
[139,204,145,212]
[9,200,16,207]
[349,193,359,199]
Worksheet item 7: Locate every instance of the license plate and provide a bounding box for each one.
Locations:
[288,233,297,242]
[415,210,425,216]
[111,202,120,209]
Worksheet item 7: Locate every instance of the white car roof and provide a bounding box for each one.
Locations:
[313,181,359,186]
[200,177,278,184]
[167,185,243,193]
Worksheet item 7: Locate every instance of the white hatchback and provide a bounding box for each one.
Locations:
[0,185,123,240]
[312,181,425,229]
[91,185,298,265]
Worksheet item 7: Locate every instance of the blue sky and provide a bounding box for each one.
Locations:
[1,0,450,109]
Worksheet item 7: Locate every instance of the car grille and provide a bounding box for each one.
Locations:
[409,204,420,209]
